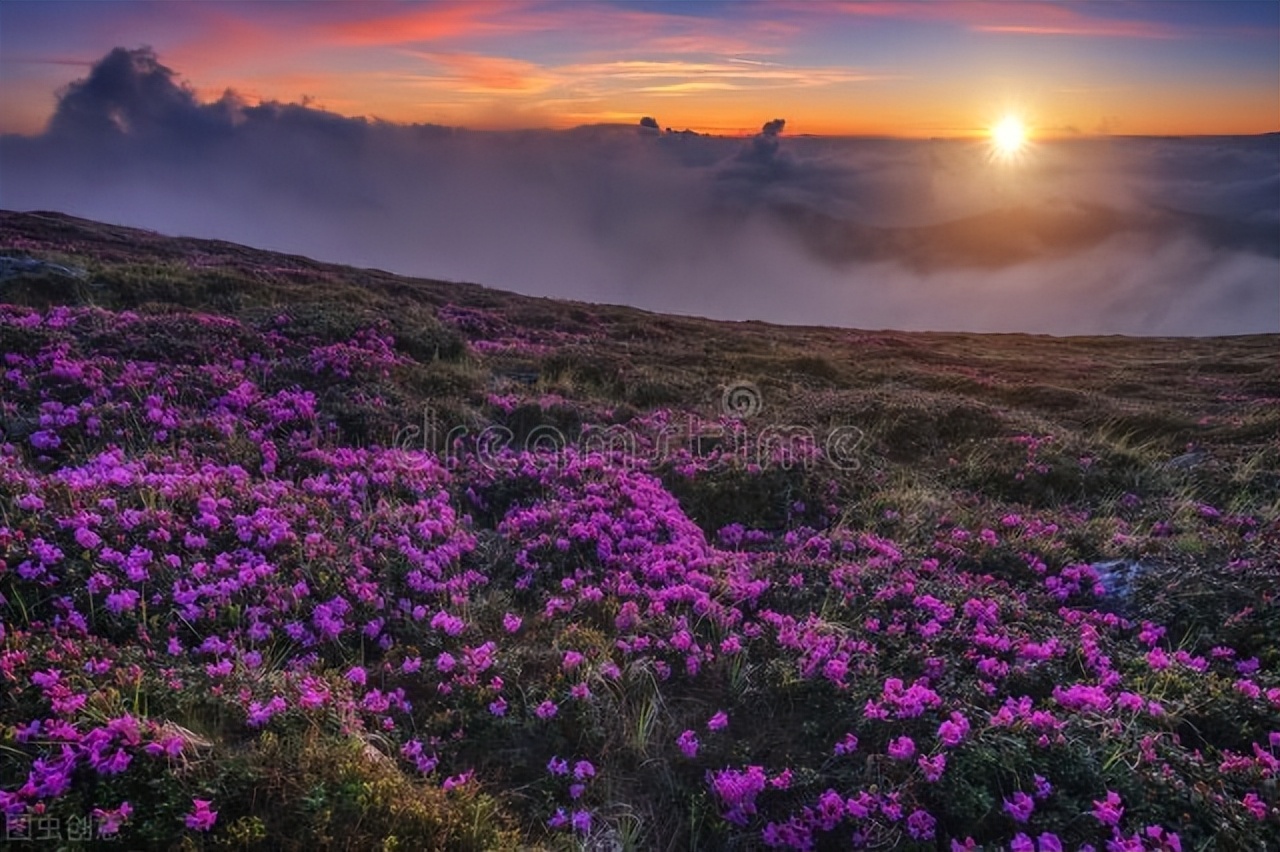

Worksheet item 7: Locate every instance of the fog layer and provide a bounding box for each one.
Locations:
[2,48,1276,335]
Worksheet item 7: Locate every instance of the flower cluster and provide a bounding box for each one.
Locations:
[1,301,1276,850]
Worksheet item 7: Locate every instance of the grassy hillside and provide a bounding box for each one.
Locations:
[1,210,1277,850]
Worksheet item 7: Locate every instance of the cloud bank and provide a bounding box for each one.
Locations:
[1,47,1276,335]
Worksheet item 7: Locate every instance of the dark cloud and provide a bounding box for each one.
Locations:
[48,47,240,143]
[1,48,1276,335]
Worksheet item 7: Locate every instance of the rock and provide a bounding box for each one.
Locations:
[0,418,37,442]
[1164,450,1207,471]
[1091,559,1150,606]
[0,256,89,282]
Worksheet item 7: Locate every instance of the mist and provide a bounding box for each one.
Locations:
[1,47,1276,335]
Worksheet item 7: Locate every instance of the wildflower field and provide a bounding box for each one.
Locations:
[1,211,1277,850]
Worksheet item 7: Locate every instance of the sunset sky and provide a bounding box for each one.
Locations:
[2,0,1277,138]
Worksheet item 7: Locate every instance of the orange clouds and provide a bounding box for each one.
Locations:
[407,52,557,95]
[320,2,532,46]
[818,1,1181,39]
[1,1,1274,138]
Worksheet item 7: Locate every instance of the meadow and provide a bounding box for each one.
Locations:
[1,210,1277,850]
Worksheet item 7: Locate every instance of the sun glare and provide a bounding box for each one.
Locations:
[991,116,1027,159]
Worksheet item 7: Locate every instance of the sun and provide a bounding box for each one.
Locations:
[991,115,1027,158]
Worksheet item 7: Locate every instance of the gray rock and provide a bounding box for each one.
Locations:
[0,256,89,282]
[1091,559,1151,604]
[1164,450,1207,471]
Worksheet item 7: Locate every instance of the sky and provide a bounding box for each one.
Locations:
[1,0,1277,137]
[0,3,1276,336]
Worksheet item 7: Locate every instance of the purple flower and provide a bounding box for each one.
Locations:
[1242,792,1268,819]
[677,729,700,758]
[1038,832,1064,852]
[573,760,595,781]
[31,430,61,451]
[887,735,915,760]
[105,589,140,615]
[1004,791,1035,823]
[571,809,592,834]
[906,809,936,840]
[1106,832,1144,852]
[707,710,729,731]
[938,711,970,747]
[74,527,102,550]
[708,765,768,826]
[345,666,367,686]
[431,610,466,636]
[442,769,474,791]
[535,700,558,719]
[1092,790,1124,826]
[833,732,858,755]
[92,802,133,837]
[1010,834,1034,852]
[918,752,946,782]
[185,799,218,832]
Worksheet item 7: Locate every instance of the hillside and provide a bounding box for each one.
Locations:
[1,209,1277,850]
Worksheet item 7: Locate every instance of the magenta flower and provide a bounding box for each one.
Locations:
[442,769,474,791]
[1143,827,1181,852]
[1004,791,1035,823]
[834,732,859,755]
[708,765,768,826]
[74,526,102,550]
[707,710,729,731]
[906,809,936,840]
[1092,790,1124,826]
[938,711,970,747]
[535,699,558,719]
[1010,833,1034,852]
[185,799,218,832]
[1242,792,1268,819]
[91,802,133,837]
[1038,833,1064,852]
[918,752,946,782]
[887,735,916,760]
[677,729,700,758]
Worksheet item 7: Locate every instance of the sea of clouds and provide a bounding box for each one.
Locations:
[2,47,1276,335]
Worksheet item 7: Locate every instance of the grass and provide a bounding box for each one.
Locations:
[1,209,1277,850]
